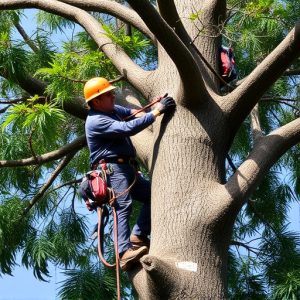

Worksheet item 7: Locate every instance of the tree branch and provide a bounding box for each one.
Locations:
[0,0,152,94]
[0,97,27,104]
[223,21,300,130]
[284,68,300,76]
[127,0,207,106]
[250,104,263,145]
[1,70,88,119]
[1,72,87,119]
[261,96,300,103]
[157,0,228,89]
[0,135,86,168]
[50,178,82,193]
[230,240,260,255]
[261,99,300,115]
[225,117,300,208]
[130,255,188,299]
[157,0,191,47]
[13,22,39,52]
[0,105,11,113]
[23,151,76,216]
[60,0,155,42]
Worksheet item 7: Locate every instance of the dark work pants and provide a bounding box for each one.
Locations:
[107,163,151,254]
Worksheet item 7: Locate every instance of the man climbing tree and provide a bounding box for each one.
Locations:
[83,76,175,271]
[0,1,299,299]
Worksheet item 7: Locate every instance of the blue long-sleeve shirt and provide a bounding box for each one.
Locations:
[85,105,155,165]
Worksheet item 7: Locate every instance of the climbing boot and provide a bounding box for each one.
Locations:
[130,234,150,249]
[120,246,148,271]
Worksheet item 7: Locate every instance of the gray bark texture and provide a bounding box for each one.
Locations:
[0,0,300,299]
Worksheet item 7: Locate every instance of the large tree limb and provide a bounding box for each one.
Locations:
[0,0,152,94]
[157,0,220,90]
[157,0,191,47]
[223,21,300,130]
[0,135,86,168]
[1,73,87,120]
[224,117,300,208]
[60,0,155,42]
[127,0,208,105]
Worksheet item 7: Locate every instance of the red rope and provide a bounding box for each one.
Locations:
[96,169,137,299]
[97,204,121,300]
[97,207,116,268]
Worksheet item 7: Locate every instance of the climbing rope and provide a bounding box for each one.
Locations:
[96,173,137,300]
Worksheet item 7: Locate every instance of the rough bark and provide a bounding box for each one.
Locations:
[1,1,300,299]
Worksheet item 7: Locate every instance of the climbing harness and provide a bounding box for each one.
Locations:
[80,160,137,300]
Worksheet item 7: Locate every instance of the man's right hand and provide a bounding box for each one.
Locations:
[155,96,176,114]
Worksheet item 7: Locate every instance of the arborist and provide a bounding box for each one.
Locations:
[84,77,176,271]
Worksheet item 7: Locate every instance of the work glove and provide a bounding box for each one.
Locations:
[156,96,176,114]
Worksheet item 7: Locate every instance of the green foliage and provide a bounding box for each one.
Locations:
[50,210,88,267]
[22,232,54,281]
[0,10,22,35]
[228,250,266,299]
[36,11,75,33]
[272,270,300,300]
[1,98,66,147]
[58,263,117,300]
[103,24,150,61]
[225,0,297,77]
[0,32,28,84]
[35,49,116,102]
[0,196,30,275]
[224,1,300,298]
[26,32,57,71]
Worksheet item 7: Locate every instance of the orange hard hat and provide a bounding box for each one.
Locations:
[84,77,116,102]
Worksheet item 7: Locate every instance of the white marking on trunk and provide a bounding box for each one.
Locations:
[175,261,198,272]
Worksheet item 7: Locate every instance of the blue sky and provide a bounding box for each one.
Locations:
[1,263,59,300]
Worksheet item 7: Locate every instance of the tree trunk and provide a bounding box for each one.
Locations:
[128,2,234,298]
[130,101,234,298]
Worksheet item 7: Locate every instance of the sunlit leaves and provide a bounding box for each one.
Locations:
[36,11,75,33]
[0,32,28,84]
[103,23,150,60]
[225,0,293,75]
[1,98,66,147]
[0,10,22,34]
[35,49,116,102]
